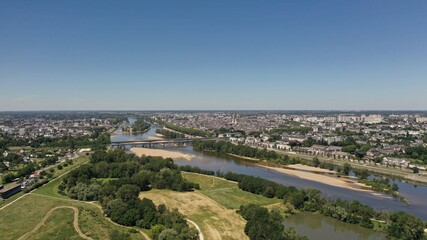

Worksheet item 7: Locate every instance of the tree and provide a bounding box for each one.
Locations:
[158,229,179,240]
[342,163,351,175]
[285,191,306,209]
[391,183,399,192]
[413,167,419,174]
[2,173,15,184]
[117,184,140,202]
[355,169,369,180]
[109,230,130,240]
[313,157,320,167]
[387,211,425,240]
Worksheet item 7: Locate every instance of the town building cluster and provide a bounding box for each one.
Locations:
[150,111,427,171]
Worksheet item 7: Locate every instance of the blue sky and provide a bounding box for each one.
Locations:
[1,1,426,110]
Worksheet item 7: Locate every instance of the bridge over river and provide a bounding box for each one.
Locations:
[110,137,219,148]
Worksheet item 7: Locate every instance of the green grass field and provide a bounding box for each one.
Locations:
[0,155,146,240]
[50,156,90,178]
[28,208,84,240]
[182,172,282,209]
[0,193,145,240]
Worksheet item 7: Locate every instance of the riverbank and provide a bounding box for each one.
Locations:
[147,133,164,140]
[258,164,375,193]
[130,147,195,160]
[274,149,427,185]
[227,153,259,162]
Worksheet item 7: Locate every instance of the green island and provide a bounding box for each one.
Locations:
[155,129,185,139]
[122,118,151,133]
[157,120,213,137]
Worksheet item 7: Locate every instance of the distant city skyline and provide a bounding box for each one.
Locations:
[1,1,427,111]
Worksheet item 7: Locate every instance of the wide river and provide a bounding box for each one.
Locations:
[111,122,427,239]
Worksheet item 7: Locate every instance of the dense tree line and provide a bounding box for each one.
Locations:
[178,165,215,176]
[104,185,198,239]
[216,127,245,135]
[59,149,199,239]
[0,130,110,150]
[60,150,199,198]
[239,204,308,240]
[127,118,150,132]
[301,137,328,147]
[158,121,212,137]
[156,129,185,138]
[194,140,301,165]
[402,146,427,164]
[269,126,312,135]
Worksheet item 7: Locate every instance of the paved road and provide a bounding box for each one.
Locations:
[0,158,88,212]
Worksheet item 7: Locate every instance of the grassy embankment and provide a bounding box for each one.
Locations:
[257,146,427,185]
[140,172,282,240]
[0,156,146,240]
[0,181,145,240]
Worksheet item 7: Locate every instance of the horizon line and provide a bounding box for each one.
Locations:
[1,109,427,112]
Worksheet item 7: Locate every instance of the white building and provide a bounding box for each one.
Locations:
[416,117,427,123]
[363,114,383,124]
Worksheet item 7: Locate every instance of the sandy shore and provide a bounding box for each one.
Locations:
[260,164,374,193]
[286,164,337,174]
[227,153,259,162]
[130,147,195,160]
[147,133,164,140]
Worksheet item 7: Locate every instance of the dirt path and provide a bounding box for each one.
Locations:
[0,194,27,211]
[17,206,94,240]
[140,190,248,240]
[186,219,204,240]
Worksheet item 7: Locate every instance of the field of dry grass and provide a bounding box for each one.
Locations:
[140,189,248,240]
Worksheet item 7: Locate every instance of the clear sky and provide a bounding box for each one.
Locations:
[1,1,426,111]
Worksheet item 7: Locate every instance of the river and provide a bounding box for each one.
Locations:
[111,121,427,238]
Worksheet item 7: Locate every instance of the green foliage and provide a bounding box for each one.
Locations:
[236,175,298,200]
[60,150,199,202]
[156,129,185,138]
[354,169,370,180]
[239,204,307,240]
[194,140,301,165]
[360,177,401,199]
[269,126,312,135]
[2,172,15,184]
[342,145,358,153]
[0,131,110,150]
[387,211,425,240]
[404,146,427,164]
[129,118,151,132]
[413,167,419,174]
[192,166,424,237]
[158,121,212,137]
[109,229,131,240]
[342,163,351,175]
[312,157,320,167]
[248,131,262,138]
[58,149,199,240]
[117,184,140,202]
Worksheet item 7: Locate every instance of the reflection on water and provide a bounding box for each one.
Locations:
[285,213,385,240]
